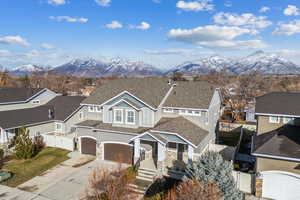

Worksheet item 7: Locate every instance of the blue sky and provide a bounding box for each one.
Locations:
[1,0,300,69]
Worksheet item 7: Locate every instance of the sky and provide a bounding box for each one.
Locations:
[1,0,300,70]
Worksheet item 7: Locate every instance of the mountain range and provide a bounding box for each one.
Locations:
[4,51,300,77]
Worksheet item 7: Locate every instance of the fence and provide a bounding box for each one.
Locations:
[219,121,256,132]
[42,134,74,151]
[232,170,255,194]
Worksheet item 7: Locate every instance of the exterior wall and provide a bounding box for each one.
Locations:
[0,89,58,111]
[26,122,55,137]
[207,89,221,143]
[256,157,300,175]
[140,107,155,127]
[64,106,86,133]
[82,105,103,121]
[111,106,140,128]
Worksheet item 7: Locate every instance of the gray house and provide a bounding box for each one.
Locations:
[75,78,221,175]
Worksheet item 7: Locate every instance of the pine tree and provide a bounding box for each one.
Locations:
[183,151,243,200]
[14,127,35,159]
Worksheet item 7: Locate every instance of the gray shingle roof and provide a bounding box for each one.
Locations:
[256,92,300,116]
[0,88,45,104]
[82,77,172,109]
[163,81,216,109]
[0,96,85,129]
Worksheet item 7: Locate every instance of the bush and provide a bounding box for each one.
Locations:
[0,148,4,169]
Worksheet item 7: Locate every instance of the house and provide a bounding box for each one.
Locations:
[252,92,300,200]
[0,88,85,148]
[75,77,221,176]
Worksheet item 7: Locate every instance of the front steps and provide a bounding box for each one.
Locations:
[137,168,157,181]
[129,168,157,195]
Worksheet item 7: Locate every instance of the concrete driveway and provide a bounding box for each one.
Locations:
[0,153,122,200]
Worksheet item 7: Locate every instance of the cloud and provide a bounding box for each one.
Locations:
[144,49,193,55]
[259,6,270,13]
[130,22,151,30]
[168,25,257,43]
[41,43,56,50]
[273,20,300,35]
[275,49,300,56]
[0,50,10,55]
[95,0,111,7]
[224,1,232,7]
[213,12,272,29]
[176,0,214,12]
[48,0,66,6]
[284,5,299,16]
[198,40,267,50]
[49,16,88,23]
[0,35,30,46]
[105,21,123,29]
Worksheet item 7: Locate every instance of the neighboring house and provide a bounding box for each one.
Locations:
[0,88,85,149]
[252,92,300,200]
[0,88,58,111]
[75,77,221,176]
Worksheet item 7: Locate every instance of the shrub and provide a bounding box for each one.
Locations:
[0,148,4,169]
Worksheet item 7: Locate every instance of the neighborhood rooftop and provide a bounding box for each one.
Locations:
[0,96,85,129]
[0,88,45,104]
[255,92,300,116]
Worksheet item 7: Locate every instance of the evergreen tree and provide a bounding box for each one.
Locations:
[14,127,35,159]
[183,151,243,200]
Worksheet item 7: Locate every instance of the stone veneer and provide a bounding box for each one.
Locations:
[255,178,263,198]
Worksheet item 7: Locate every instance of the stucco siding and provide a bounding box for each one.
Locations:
[257,157,300,175]
[64,106,85,133]
[27,122,55,137]
[82,105,103,121]
[141,107,155,127]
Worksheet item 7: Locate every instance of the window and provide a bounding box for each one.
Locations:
[55,123,63,131]
[32,100,40,104]
[88,106,94,112]
[179,110,186,115]
[283,117,294,124]
[95,106,102,112]
[88,105,102,112]
[269,116,280,124]
[194,111,201,116]
[167,143,177,150]
[114,109,123,123]
[163,108,173,113]
[126,110,135,124]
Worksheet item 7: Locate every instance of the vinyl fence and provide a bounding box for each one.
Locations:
[232,170,255,194]
[42,134,74,151]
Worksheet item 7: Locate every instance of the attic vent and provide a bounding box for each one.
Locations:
[48,109,54,119]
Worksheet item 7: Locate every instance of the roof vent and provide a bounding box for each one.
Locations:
[48,109,54,119]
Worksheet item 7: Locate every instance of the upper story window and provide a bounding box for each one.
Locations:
[114,109,123,123]
[88,105,102,113]
[179,109,202,116]
[269,116,280,124]
[283,117,294,124]
[32,100,40,104]
[163,108,173,113]
[126,110,135,124]
[55,122,63,132]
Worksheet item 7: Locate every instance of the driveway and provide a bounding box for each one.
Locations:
[0,152,122,200]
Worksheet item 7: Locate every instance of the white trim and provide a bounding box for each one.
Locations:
[252,152,300,162]
[255,112,300,118]
[101,141,133,146]
[108,99,140,111]
[125,109,135,125]
[162,106,208,111]
[113,109,123,124]
[78,136,98,154]
[64,105,84,122]
[92,129,138,136]
[130,131,166,145]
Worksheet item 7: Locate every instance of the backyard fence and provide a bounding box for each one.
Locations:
[232,170,255,194]
[42,134,74,151]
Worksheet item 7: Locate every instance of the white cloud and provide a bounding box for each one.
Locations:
[199,40,267,50]
[284,5,299,16]
[144,49,193,55]
[176,0,214,12]
[105,21,123,29]
[213,12,272,29]
[48,0,66,6]
[259,6,270,13]
[275,49,300,56]
[95,0,111,7]
[273,20,300,35]
[130,22,151,30]
[168,25,257,43]
[41,43,56,50]
[49,16,88,23]
[0,50,10,55]
[0,35,30,46]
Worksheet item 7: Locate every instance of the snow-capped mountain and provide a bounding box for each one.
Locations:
[166,55,233,75]
[10,64,48,76]
[231,51,300,75]
[167,51,300,75]
[53,58,162,77]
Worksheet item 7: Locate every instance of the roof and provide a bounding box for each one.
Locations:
[0,88,45,104]
[252,125,300,161]
[77,116,209,146]
[163,81,216,109]
[256,92,300,116]
[0,96,85,129]
[82,77,172,108]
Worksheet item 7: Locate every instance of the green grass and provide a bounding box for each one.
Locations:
[1,147,70,187]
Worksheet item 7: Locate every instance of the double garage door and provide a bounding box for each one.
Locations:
[262,171,300,200]
[81,137,133,164]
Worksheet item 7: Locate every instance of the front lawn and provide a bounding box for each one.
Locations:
[1,147,70,187]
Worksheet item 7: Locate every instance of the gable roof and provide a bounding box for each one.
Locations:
[0,88,45,104]
[163,81,216,109]
[82,77,172,109]
[256,92,300,116]
[0,96,85,129]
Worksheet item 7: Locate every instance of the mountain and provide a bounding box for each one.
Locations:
[167,51,300,75]
[53,58,162,77]
[10,64,48,76]
[166,55,233,75]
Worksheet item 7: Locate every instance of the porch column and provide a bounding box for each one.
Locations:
[157,142,166,175]
[133,138,140,164]
[188,145,194,164]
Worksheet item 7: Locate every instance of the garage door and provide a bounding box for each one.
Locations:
[81,137,96,156]
[104,143,133,164]
[262,171,300,200]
